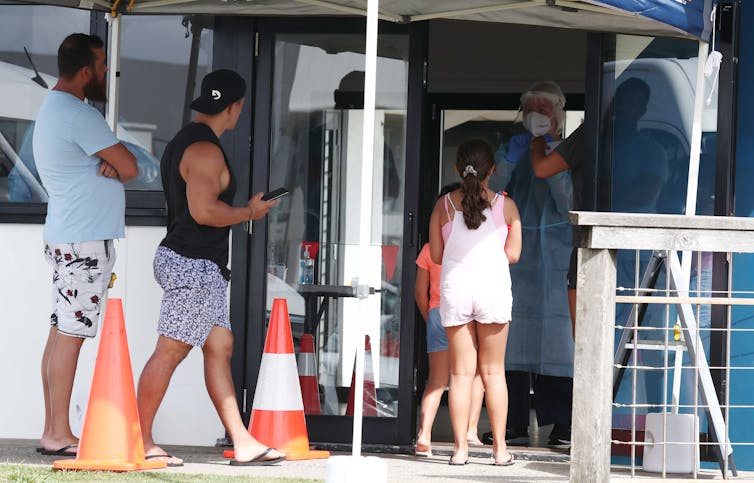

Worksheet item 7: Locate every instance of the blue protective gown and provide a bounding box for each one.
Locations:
[490,136,575,378]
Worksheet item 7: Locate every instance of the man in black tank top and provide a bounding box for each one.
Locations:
[137,70,284,466]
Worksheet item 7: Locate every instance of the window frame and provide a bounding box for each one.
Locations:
[0,7,205,226]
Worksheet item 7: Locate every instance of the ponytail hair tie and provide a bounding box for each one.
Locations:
[463,165,477,177]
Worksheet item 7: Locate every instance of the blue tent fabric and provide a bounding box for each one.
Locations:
[592,0,714,40]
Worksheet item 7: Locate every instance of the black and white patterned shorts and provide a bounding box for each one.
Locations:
[44,240,115,338]
[153,246,231,347]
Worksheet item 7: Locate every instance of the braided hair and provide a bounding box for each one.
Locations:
[455,139,494,230]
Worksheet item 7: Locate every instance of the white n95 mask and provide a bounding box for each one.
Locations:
[523,112,552,137]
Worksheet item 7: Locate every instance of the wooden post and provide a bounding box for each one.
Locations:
[570,247,616,483]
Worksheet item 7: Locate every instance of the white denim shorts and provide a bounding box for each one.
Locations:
[44,240,116,338]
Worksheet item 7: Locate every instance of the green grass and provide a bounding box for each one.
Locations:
[0,464,321,483]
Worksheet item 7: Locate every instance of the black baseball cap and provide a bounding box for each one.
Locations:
[190,69,246,115]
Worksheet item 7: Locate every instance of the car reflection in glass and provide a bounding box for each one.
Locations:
[7,122,161,202]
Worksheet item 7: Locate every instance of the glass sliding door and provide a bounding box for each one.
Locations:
[264,31,409,427]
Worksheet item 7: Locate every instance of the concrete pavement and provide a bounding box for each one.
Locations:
[2,439,749,482]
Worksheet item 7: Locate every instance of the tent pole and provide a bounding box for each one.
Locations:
[352,0,379,459]
[105,13,122,133]
[679,41,709,288]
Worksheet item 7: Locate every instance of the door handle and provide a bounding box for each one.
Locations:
[408,211,415,248]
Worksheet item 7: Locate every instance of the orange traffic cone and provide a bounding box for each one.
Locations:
[345,335,378,417]
[224,299,328,461]
[297,333,321,414]
[54,299,166,472]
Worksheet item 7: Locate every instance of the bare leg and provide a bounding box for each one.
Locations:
[568,288,577,340]
[477,322,511,464]
[202,326,283,462]
[446,323,478,464]
[137,335,191,465]
[416,349,450,452]
[40,330,84,453]
[40,327,56,444]
[467,373,485,445]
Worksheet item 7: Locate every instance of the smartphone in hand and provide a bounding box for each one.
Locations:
[261,187,289,201]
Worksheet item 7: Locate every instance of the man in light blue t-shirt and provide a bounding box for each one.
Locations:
[33,33,138,457]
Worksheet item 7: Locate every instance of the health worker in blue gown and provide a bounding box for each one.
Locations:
[487,81,574,448]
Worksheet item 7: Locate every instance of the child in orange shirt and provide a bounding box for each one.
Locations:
[415,184,485,456]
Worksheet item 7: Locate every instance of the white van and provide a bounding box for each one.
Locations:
[606,56,717,215]
[0,60,161,203]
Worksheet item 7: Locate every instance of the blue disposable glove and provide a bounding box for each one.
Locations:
[494,143,509,165]
[502,133,532,164]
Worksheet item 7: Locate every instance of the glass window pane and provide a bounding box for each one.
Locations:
[439,108,583,189]
[602,35,718,436]
[0,10,213,201]
[0,6,90,203]
[601,35,714,216]
[118,15,214,191]
[267,33,408,418]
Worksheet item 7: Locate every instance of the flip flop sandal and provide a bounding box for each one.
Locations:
[493,454,515,466]
[229,447,286,466]
[40,444,78,456]
[145,453,184,467]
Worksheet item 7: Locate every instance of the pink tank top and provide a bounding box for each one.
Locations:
[441,192,509,275]
[441,193,507,244]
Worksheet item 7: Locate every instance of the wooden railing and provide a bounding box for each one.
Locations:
[568,211,754,482]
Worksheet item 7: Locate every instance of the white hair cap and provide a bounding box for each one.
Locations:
[520,81,566,133]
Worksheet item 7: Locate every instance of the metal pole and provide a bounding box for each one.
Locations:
[352,0,379,457]
[182,16,205,126]
[352,0,379,458]
[105,13,122,132]
[679,41,709,282]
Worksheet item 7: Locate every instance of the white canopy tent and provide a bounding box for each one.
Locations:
[14,0,710,40]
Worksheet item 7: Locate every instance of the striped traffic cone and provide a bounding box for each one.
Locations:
[297,333,321,414]
[224,299,329,461]
[345,335,378,417]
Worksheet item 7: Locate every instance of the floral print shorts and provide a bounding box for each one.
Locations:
[153,246,231,347]
[44,240,116,338]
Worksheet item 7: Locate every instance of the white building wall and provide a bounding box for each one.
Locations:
[0,224,224,445]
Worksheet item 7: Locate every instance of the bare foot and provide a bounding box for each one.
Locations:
[467,434,483,446]
[415,438,432,456]
[145,445,184,466]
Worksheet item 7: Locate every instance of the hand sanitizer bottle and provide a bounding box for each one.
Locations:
[300,245,314,284]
